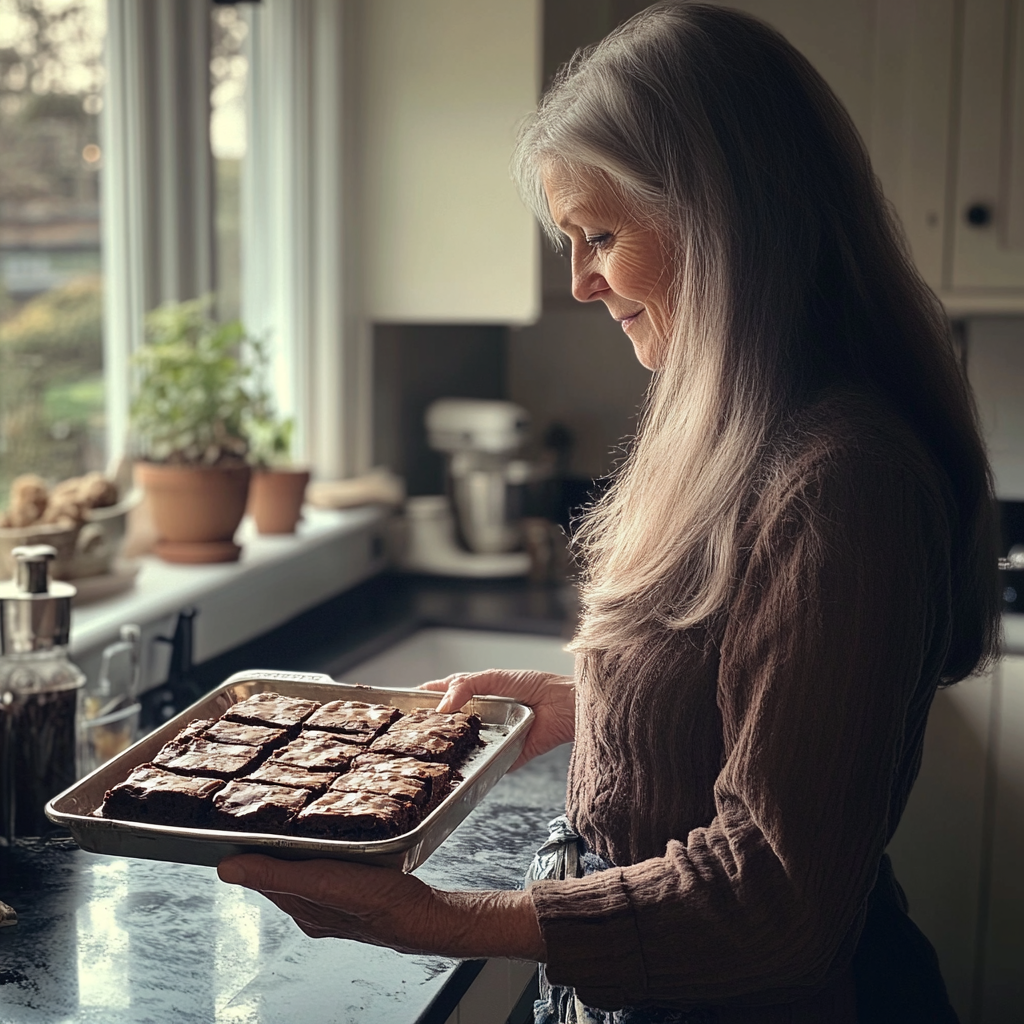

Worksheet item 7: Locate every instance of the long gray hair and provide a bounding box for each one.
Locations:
[513,1,998,681]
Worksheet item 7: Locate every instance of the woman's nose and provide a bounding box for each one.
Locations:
[571,250,607,303]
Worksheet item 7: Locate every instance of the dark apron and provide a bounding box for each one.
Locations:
[525,817,959,1024]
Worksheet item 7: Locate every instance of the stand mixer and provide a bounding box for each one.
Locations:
[398,399,534,577]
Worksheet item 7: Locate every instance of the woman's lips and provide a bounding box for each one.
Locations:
[617,309,644,331]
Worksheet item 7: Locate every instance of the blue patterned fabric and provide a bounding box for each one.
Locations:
[527,817,717,1024]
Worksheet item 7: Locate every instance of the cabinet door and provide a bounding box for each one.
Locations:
[978,655,1024,1023]
[950,0,1024,292]
[358,0,541,324]
[868,0,956,292]
[887,671,994,1022]
[714,1,956,293]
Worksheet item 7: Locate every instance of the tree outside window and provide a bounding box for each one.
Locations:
[0,0,106,495]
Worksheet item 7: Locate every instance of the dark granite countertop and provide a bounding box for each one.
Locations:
[0,572,576,1024]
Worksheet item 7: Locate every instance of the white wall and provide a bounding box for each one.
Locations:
[967,317,1024,499]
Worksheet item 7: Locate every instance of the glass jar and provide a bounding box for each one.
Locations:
[1,648,84,841]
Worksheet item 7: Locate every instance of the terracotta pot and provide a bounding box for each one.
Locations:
[135,462,251,564]
[247,468,310,535]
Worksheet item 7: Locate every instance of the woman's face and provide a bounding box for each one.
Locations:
[542,164,674,371]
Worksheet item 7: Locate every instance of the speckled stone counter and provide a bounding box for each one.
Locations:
[1,573,577,1024]
[0,744,571,1024]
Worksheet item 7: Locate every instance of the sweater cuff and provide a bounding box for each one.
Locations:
[529,868,648,1009]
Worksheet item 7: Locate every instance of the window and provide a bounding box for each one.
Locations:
[210,3,247,324]
[0,0,106,494]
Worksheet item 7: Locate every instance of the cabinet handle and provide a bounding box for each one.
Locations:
[966,203,994,227]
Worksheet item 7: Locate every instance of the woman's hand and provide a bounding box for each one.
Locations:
[217,856,545,961]
[419,669,576,769]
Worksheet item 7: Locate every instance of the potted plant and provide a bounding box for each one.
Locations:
[130,299,253,564]
[244,338,310,535]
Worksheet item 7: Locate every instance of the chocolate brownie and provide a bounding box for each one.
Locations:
[155,739,264,778]
[347,754,453,811]
[204,719,289,748]
[329,767,431,810]
[270,730,361,772]
[247,761,340,793]
[176,718,215,742]
[100,764,224,825]
[296,789,418,841]
[223,692,320,729]
[304,700,401,740]
[210,780,312,834]
[367,709,481,763]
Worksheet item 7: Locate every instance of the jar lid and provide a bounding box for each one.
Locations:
[0,545,76,654]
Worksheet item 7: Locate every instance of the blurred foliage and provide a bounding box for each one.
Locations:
[0,276,105,493]
[131,298,253,465]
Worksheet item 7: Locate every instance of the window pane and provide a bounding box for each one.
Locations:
[211,4,247,324]
[0,0,106,495]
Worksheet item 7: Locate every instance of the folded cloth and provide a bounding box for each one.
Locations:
[527,816,715,1024]
[306,468,405,510]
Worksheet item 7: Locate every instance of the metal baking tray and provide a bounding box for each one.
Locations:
[46,669,534,872]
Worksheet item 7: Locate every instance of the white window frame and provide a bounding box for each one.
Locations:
[102,0,371,481]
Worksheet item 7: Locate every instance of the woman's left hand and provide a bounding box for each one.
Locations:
[218,855,546,960]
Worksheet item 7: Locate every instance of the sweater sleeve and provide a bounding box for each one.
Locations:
[529,450,950,1009]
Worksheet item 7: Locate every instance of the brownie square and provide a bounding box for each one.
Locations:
[367,709,481,764]
[329,767,431,810]
[223,692,320,729]
[269,730,361,772]
[210,780,313,834]
[247,761,340,794]
[204,719,289,748]
[100,764,223,826]
[304,700,401,740]
[176,718,215,742]
[155,739,264,778]
[347,755,453,811]
[295,789,418,841]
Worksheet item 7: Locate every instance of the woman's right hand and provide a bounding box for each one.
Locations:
[419,669,575,770]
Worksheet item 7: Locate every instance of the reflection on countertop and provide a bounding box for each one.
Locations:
[0,572,577,1024]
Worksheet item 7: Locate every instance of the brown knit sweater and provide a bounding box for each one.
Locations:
[529,396,957,1021]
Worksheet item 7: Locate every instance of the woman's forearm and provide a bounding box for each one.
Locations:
[428,887,547,961]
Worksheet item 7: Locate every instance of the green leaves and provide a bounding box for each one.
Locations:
[131,298,254,466]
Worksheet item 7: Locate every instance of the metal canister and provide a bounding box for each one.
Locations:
[0,545,84,842]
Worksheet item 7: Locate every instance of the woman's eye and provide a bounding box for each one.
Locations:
[585,233,612,249]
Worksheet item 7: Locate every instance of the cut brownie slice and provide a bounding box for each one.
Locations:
[346,754,453,811]
[304,700,401,741]
[295,789,418,841]
[247,761,340,794]
[155,738,264,778]
[269,730,361,772]
[204,719,289,749]
[210,780,313,834]
[176,718,215,743]
[367,708,481,764]
[99,763,223,826]
[329,767,431,811]
[222,692,320,730]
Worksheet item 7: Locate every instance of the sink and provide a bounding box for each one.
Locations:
[339,627,575,689]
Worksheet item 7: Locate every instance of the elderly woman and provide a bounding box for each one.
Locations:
[218,3,999,1021]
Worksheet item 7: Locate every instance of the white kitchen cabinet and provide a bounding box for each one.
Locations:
[887,670,994,1022]
[977,654,1024,1023]
[712,0,1024,312]
[949,0,1024,299]
[356,0,541,325]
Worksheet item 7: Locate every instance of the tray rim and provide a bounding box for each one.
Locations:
[46,668,533,870]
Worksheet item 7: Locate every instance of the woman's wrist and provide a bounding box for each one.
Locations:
[426,887,547,962]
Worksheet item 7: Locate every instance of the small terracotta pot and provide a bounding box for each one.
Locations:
[247,468,311,535]
[135,462,251,563]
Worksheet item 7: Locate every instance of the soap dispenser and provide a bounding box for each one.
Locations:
[0,545,85,842]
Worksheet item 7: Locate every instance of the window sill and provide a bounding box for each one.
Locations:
[70,505,390,690]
